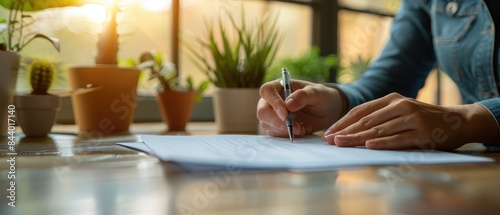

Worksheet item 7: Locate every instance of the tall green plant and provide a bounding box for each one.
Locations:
[181,7,282,88]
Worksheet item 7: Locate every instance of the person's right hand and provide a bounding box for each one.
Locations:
[257,79,346,137]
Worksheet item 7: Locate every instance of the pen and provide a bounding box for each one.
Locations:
[281,68,294,142]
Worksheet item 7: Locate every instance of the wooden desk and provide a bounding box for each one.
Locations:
[1,123,500,215]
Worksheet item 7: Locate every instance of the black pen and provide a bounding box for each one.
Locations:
[281,68,294,142]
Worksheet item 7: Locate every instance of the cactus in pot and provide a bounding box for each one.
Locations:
[95,0,119,65]
[27,58,59,95]
[15,57,64,136]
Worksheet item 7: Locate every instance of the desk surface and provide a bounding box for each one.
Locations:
[1,123,500,215]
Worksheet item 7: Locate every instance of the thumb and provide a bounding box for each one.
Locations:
[285,85,327,112]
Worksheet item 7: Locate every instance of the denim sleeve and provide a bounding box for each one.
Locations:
[336,0,437,110]
[477,99,500,138]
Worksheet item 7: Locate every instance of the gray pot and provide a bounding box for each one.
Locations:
[14,94,61,137]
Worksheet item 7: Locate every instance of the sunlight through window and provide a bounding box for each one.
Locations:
[141,0,171,12]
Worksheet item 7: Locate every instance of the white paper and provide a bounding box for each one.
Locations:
[138,135,493,171]
[117,142,153,154]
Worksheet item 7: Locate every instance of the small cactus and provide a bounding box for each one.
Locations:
[23,58,59,95]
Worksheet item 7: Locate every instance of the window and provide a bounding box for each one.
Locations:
[5,0,313,122]
[337,0,461,105]
[3,0,460,124]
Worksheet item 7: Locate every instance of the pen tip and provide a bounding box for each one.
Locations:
[287,126,294,142]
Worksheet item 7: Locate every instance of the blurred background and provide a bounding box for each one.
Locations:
[0,0,461,121]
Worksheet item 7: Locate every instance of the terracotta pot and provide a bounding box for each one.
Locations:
[0,51,20,136]
[212,88,260,134]
[68,65,140,133]
[157,90,196,131]
[14,94,61,137]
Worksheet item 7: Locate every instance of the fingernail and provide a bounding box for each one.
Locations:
[366,141,378,149]
[335,135,350,145]
[323,131,339,139]
[277,108,286,121]
[324,133,335,139]
[323,129,333,136]
[324,134,336,144]
[285,97,298,108]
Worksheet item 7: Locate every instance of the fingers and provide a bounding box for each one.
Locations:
[257,98,286,131]
[326,130,424,150]
[286,84,328,112]
[258,80,313,118]
[365,130,421,150]
[258,80,329,136]
[322,92,470,150]
[330,98,407,136]
[325,93,404,136]
[259,81,288,121]
[261,120,307,137]
[322,93,428,150]
[257,94,308,137]
[324,115,414,147]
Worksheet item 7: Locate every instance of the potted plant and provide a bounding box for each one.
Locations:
[124,51,209,131]
[264,46,338,83]
[67,0,141,134]
[0,0,65,52]
[0,0,76,136]
[14,57,64,136]
[181,7,282,133]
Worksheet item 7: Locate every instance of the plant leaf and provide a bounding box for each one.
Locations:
[180,4,282,88]
[22,34,60,52]
[0,0,88,11]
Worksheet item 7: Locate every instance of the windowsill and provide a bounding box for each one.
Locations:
[56,95,215,124]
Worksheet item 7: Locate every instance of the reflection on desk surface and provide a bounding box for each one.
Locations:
[1,122,500,215]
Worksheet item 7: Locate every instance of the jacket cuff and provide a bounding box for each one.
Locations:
[477,98,500,146]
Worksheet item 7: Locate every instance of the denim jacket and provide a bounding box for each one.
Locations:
[337,0,500,134]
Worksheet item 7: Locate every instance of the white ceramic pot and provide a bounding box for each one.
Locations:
[212,88,260,134]
[0,51,20,136]
[14,94,61,137]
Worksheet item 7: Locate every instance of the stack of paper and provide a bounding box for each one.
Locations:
[118,135,493,171]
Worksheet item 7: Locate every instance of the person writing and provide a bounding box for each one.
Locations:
[257,0,500,150]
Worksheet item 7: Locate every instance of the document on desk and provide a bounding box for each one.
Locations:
[136,135,493,171]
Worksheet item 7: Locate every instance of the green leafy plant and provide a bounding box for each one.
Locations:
[265,46,338,83]
[0,0,120,65]
[121,51,209,102]
[337,56,372,83]
[0,0,89,52]
[20,56,65,95]
[181,7,282,88]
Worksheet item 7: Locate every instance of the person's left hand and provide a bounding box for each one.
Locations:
[322,93,498,150]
